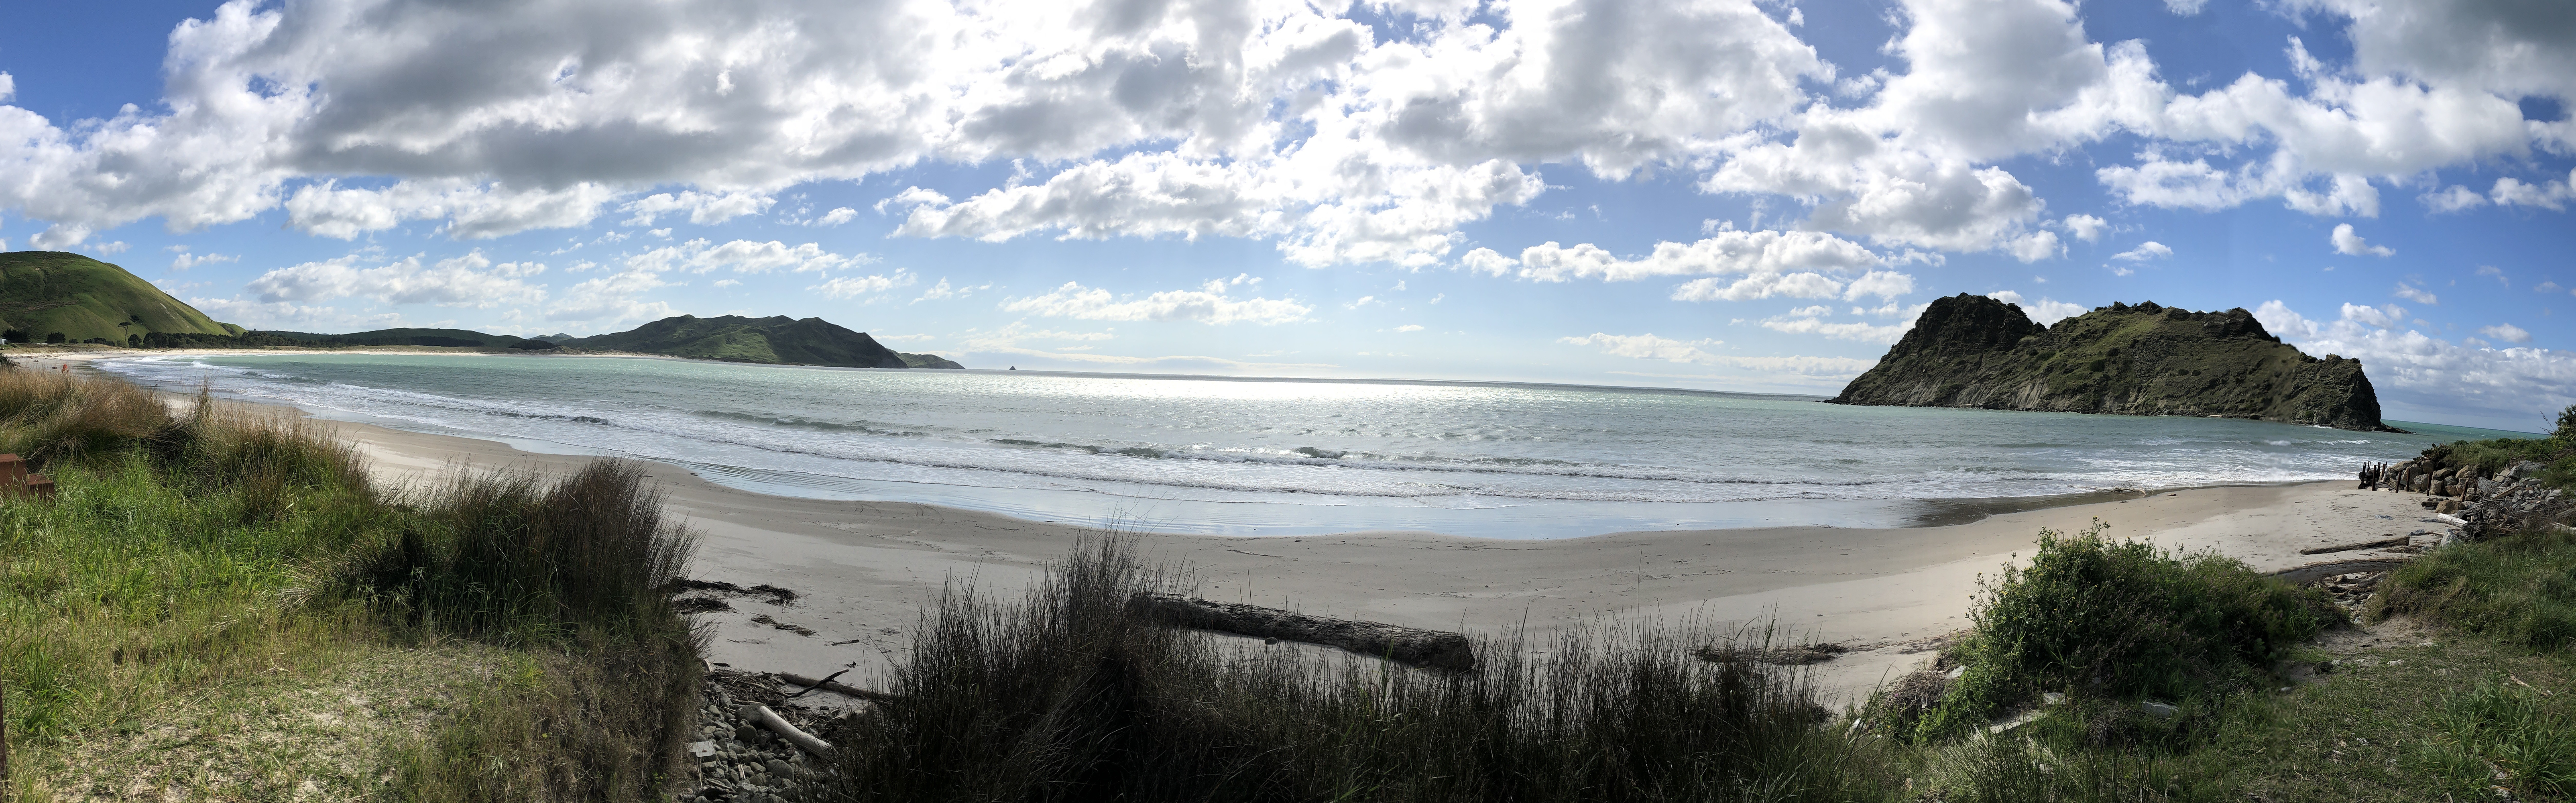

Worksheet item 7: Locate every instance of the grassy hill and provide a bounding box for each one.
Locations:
[251,327,556,349]
[562,314,940,368]
[0,251,241,344]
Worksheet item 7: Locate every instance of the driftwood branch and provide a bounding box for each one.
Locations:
[2297,535,2411,555]
[773,671,897,703]
[739,703,832,756]
[1130,593,1477,672]
[2269,557,2415,585]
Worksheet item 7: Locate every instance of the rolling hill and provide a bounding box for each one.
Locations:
[249,327,557,349]
[561,314,957,368]
[0,251,241,344]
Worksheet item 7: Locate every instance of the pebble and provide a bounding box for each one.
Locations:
[681,676,837,803]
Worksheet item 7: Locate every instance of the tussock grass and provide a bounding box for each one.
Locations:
[350,461,706,802]
[831,537,1890,802]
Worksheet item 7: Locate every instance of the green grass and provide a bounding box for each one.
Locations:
[0,251,238,344]
[0,369,700,802]
[2374,526,2576,651]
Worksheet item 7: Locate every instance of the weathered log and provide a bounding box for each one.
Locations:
[2296,535,2411,555]
[1130,593,1477,672]
[739,703,832,756]
[773,671,897,703]
[2269,557,2415,585]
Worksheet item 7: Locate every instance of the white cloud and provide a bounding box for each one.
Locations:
[188,296,405,331]
[2340,302,2407,328]
[2476,265,2507,286]
[2330,223,2393,257]
[2006,230,2063,263]
[244,250,546,308]
[2420,185,2487,213]
[1513,230,1879,283]
[2536,281,2564,294]
[1757,307,1915,344]
[1670,271,1845,302]
[2256,299,2576,426]
[1986,290,2085,324]
[170,250,239,270]
[1000,279,1312,325]
[1842,270,1915,302]
[1394,324,1424,332]
[2111,241,2172,261]
[2393,281,2438,305]
[620,191,775,227]
[811,271,916,300]
[1558,332,1875,375]
[2059,214,2108,242]
[813,207,857,226]
[914,277,994,303]
[625,238,868,274]
[2491,170,2576,211]
[2480,323,2533,344]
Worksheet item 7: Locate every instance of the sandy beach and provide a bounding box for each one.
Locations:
[26,347,2443,704]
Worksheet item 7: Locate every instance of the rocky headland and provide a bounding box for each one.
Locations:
[1831,293,2400,432]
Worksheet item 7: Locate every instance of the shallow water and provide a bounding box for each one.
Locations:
[95,354,2520,538]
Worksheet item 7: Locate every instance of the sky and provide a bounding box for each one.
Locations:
[1,0,2572,431]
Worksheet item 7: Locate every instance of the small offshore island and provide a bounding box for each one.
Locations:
[1831,293,2399,432]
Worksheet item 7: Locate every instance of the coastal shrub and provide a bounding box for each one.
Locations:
[1914,520,2328,742]
[2419,676,2576,798]
[830,537,1890,802]
[2375,526,2576,651]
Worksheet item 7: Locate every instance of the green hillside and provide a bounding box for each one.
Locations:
[250,327,555,349]
[0,251,241,344]
[562,314,931,368]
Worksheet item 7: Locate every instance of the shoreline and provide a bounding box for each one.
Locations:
[28,348,2446,704]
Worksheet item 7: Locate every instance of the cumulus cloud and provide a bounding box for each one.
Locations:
[2059,214,2108,242]
[2111,241,2172,261]
[2257,299,2576,426]
[1985,290,2085,324]
[1757,306,1915,344]
[169,248,238,270]
[2393,281,2438,304]
[0,0,2568,277]
[2420,185,2487,213]
[811,271,917,300]
[625,238,867,274]
[244,250,546,308]
[1510,231,1874,282]
[2330,223,2394,257]
[2480,323,2533,344]
[1000,278,1312,325]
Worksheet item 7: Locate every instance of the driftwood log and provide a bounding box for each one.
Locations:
[1131,593,1477,672]
[2269,557,2415,585]
[773,671,897,703]
[2297,535,2411,555]
[739,703,832,756]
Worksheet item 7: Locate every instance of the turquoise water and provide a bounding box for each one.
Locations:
[95,354,2523,537]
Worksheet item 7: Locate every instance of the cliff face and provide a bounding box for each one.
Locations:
[1830,294,2399,432]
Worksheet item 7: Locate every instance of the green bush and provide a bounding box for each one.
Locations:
[1915,520,2330,742]
[2376,527,2576,651]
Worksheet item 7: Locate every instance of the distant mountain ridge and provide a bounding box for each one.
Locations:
[251,327,558,350]
[0,251,241,344]
[1829,293,2398,432]
[561,314,960,369]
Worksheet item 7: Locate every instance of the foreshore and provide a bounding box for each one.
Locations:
[24,346,2441,704]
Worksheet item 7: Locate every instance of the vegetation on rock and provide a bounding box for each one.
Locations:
[1833,293,2397,431]
[559,314,947,369]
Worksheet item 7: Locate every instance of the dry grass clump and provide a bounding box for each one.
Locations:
[830,538,1889,802]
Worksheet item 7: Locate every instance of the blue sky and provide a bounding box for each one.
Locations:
[1,0,2571,430]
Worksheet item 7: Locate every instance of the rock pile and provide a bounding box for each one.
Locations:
[2359,458,2566,540]
[678,672,846,803]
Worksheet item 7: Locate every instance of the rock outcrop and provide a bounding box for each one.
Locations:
[1831,294,2400,432]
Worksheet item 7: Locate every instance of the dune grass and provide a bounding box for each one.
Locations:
[0,367,700,802]
[829,537,1896,803]
[2373,525,2576,652]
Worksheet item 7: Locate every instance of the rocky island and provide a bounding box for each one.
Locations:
[1830,293,2400,432]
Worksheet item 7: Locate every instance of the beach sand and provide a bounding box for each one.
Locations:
[28,347,2441,705]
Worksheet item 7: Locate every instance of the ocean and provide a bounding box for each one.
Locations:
[93,353,2520,538]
